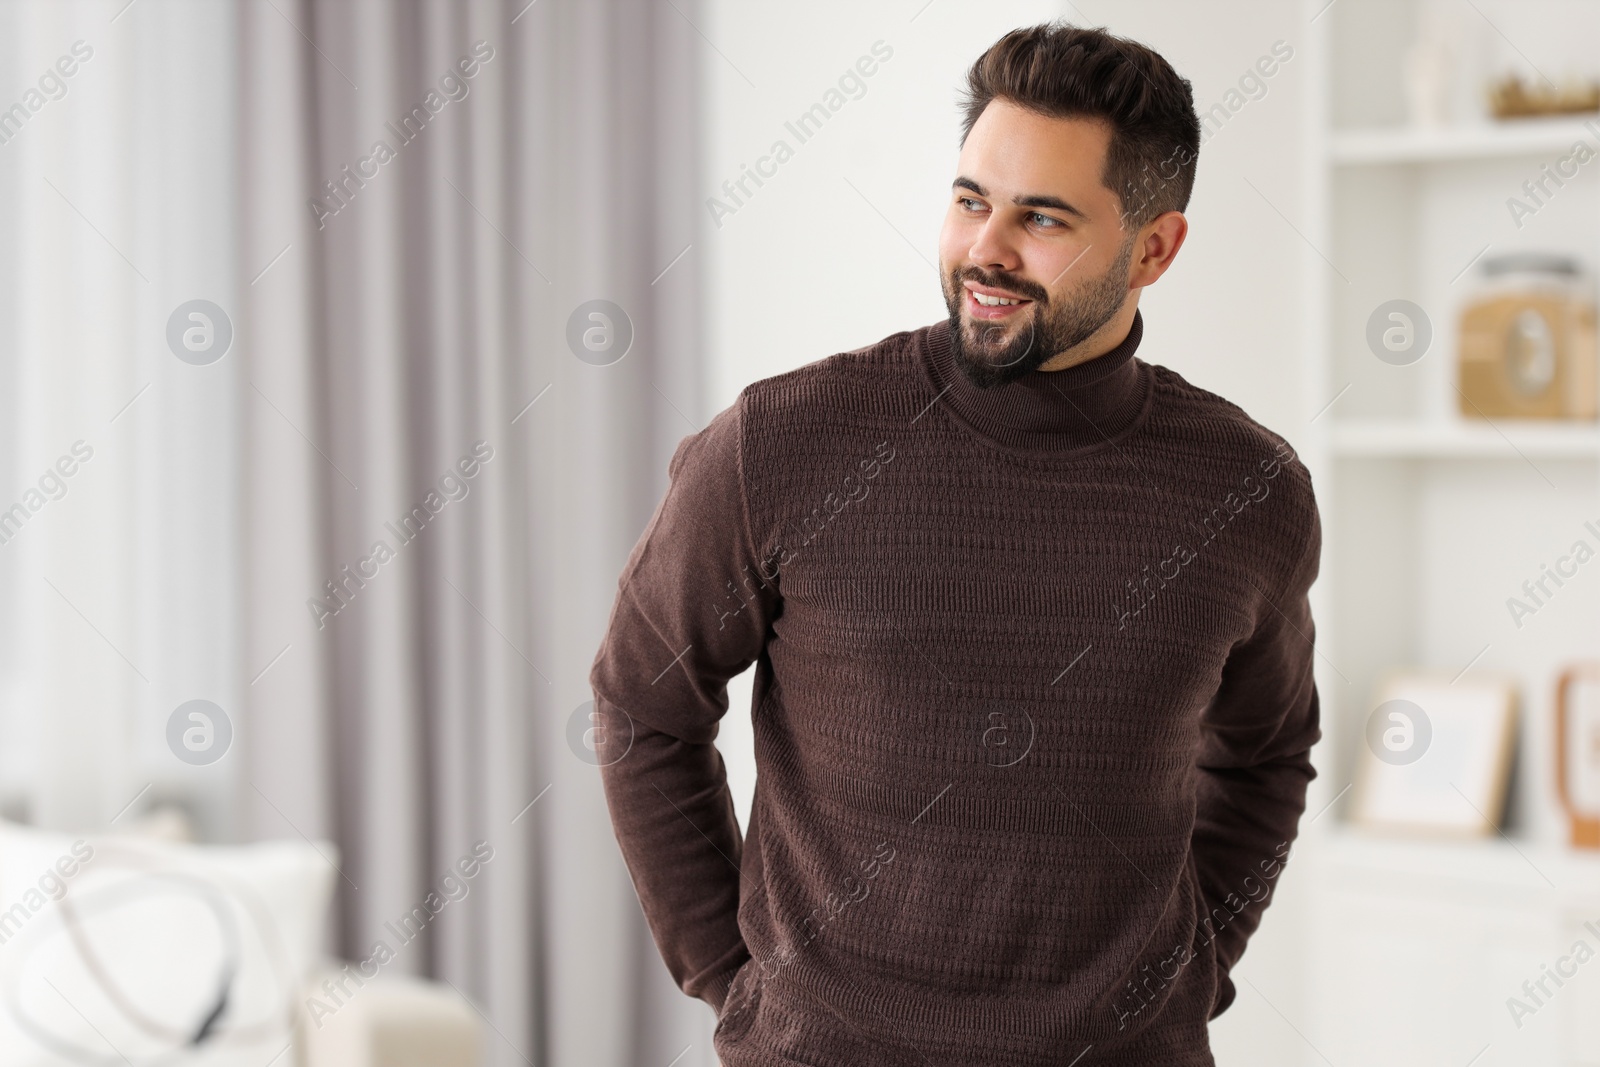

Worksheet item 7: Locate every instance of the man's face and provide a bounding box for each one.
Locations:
[938,98,1136,388]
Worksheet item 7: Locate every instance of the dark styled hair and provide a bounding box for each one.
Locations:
[958,22,1201,229]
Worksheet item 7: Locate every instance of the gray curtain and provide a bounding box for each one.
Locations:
[236,0,712,1063]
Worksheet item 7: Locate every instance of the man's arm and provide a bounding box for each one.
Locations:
[588,392,778,1013]
[1191,482,1322,1020]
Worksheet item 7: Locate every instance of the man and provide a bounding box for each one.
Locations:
[590,21,1320,1067]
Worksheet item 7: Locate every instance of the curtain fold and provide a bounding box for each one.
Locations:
[237,0,714,1064]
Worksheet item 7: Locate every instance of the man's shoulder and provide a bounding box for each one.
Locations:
[1146,363,1304,463]
[736,322,933,422]
[1144,361,1318,523]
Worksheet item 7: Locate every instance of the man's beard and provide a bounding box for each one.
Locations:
[942,235,1135,390]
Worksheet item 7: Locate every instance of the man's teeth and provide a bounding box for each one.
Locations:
[974,292,1024,306]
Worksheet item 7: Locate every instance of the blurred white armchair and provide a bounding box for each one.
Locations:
[297,970,480,1067]
[0,808,481,1067]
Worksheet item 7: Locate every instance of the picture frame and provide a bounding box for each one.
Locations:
[1349,669,1518,838]
[1556,662,1600,849]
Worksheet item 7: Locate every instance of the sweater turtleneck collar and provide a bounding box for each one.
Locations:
[920,308,1152,454]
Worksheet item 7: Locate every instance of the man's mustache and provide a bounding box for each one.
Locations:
[956,269,1048,304]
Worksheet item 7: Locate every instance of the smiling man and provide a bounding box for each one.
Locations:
[591,22,1321,1067]
[944,104,1175,389]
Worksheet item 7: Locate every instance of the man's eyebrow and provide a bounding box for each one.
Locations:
[952,176,1088,220]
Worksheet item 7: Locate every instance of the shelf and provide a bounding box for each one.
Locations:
[1307,821,1600,903]
[1304,5,1600,1061]
[1330,418,1600,458]
[1329,116,1600,165]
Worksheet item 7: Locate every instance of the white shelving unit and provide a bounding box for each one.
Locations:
[1330,418,1600,457]
[1330,115,1600,165]
[1304,823,1600,1065]
[1298,2,1600,1064]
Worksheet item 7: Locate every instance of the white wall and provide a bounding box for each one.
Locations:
[702,2,1314,1064]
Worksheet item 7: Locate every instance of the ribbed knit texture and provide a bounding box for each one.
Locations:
[590,311,1322,1066]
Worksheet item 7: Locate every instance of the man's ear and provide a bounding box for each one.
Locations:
[1129,210,1187,288]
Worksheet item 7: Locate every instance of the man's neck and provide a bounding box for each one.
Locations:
[1036,297,1141,373]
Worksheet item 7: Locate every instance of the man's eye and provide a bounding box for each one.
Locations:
[1029,212,1063,229]
[958,197,984,211]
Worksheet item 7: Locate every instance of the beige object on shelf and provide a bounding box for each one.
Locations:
[1488,71,1600,119]
[1457,253,1598,419]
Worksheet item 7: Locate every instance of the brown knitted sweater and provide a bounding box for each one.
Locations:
[590,310,1321,1066]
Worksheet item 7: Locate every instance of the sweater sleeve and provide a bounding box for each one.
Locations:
[1190,484,1322,1021]
[588,392,778,1013]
